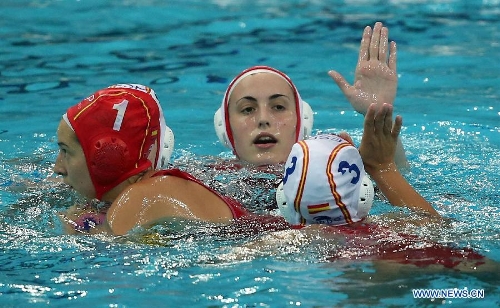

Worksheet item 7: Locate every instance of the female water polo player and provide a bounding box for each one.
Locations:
[278,103,439,224]
[54,84,289,235]
[214,22,408,168]
[258,105,495,274]
[205,22,408,212]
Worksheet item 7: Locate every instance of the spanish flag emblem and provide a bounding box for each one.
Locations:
[307,203,330,214]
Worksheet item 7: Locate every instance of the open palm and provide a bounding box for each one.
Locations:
[330,22,398,115]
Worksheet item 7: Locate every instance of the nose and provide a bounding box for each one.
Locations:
[53,152,66,176]
[257,108,271,128]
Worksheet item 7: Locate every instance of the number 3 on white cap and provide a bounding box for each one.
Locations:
[112,99,129,131]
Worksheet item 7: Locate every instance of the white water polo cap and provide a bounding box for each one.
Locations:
[276,134,374,226]
[214,65,314,153]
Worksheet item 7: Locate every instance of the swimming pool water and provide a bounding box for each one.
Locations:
[1,0,499,306]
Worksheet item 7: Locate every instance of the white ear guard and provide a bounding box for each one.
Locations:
[357,175,374,218]
[301,100,314,139]
[214,107,231,149]
[214,101,314,150]
[160,125,175,168]
[276,181,298,224]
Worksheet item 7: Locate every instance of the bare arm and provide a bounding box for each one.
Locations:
[329,22,408,169]
[106,175,234,235]
[359,103,439,216]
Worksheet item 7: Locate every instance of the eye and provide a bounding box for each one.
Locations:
[273,104,287,111]
[59,148,68,157]
[270,95,293,112]
[241,106,256,115]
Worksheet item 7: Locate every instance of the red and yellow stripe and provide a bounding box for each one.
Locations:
[293,140,309,226]
[326,143,353,224]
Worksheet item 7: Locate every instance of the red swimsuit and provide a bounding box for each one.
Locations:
[152,168,291,235]
[152,168,250,219]
[72,168,486,270]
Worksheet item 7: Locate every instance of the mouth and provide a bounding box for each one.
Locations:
[253,134,277,146]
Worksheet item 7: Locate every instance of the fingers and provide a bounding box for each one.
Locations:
[369,22,382,61]
[373,103,386,133]
[328,70,351,93]
[363,22,394,67]
[378,104,403,140]
[368,103,400,137]
[388,41,397,71]
[379,26,389,63]
[364,103,377,132]
[392,115,403,139]
[338,131,354,145]
[382,103,393,134]
[358,26,371,63]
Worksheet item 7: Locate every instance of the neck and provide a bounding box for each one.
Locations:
[99,169,154,203]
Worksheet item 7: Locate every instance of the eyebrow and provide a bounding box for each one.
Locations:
[235,93,289,104]
[57,142,69,148]
[270,94,288,100]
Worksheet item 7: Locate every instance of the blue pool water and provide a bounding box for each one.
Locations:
[1,0,499,306]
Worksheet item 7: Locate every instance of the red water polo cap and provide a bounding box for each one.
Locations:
[63,84,162,200]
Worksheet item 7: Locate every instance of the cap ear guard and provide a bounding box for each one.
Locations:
[357,175,374,218]
[302,101,314,139]
[214,107,231,149]
[160,125,175,168]
[88,135,132,186]
[276,181,300,225]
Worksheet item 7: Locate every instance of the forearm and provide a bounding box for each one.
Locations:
[366,163,439,216]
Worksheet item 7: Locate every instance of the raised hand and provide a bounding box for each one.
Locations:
[359,103,438,216]
[359,103,401,171]
[329,22,397,115]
